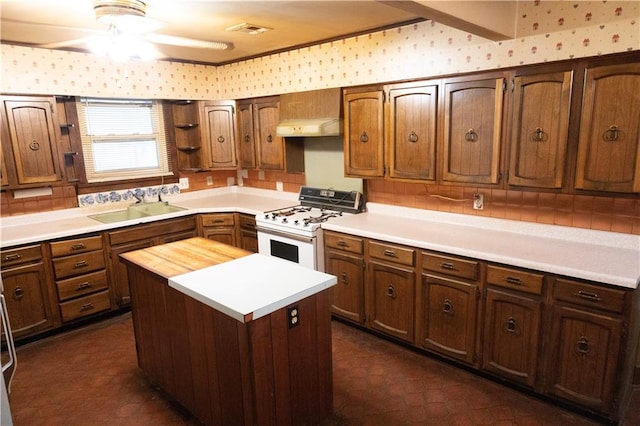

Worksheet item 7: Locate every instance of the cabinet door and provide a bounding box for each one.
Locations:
[202,227,237,246]
[367,260,415,342]
[3,97,62,185]
[110,239,153,307]
[171,101,202,172]
[575,63,640,192]
[546,304,621,413]
[1,262,56,339]
[483,287,542,388]
[202,103,237,168]
[344,90,384,177]
[388,83,437,180]
[325,250,365,323]
[509,71,572,188]
[441,77,504,184]
[254,99,284,170]
[237,100,256,169]
[419,274,478,365]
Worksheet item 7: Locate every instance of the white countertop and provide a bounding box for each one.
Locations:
[169,253,337,323]
[0,186,298,248]
[322,203,640,289]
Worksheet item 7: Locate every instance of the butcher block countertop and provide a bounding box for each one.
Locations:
[120,237,337,323]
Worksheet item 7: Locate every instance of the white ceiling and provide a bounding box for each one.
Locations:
[0,0,517,65]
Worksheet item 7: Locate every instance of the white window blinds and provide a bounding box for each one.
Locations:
[77,98,171,183]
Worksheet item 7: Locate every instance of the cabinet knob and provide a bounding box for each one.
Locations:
[359,131,369,143]
[408,131,418,143]
[266,134,273,143]
[217,136,225,143]
[13,286,24,301]
[442,298,454,314]
[386,284,396,299]
[341,272,348,284]
[576,336,591,354]
[506,317,517,333]
[29,140,40,150]
[464,128,478,142]
[603,125,619,142]
[244,135,251,143]
[531,127,547,142]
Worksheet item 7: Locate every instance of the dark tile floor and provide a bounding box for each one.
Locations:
[6,312,639,425]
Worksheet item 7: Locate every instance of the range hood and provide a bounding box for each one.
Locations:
[276,88,343,137]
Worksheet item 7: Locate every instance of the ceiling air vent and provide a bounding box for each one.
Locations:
[225,22,272,35]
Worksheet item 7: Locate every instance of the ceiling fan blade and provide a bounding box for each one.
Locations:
[2,18,103,35]
[144,33,233,50]
[39,37,94,49]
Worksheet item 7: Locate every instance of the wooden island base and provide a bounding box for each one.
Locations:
[121,238,334,425]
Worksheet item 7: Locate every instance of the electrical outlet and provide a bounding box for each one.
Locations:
[226,177,235,186]
[258,171,265,180]
[276,181,283,191]
[473,193,484,210]
[178,177,189,189]
[287,305,299,328]
[206,175,213,185]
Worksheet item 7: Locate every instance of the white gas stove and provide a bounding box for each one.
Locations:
[256,186,363,271]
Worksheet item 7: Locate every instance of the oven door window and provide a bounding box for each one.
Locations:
[270,239,299,263]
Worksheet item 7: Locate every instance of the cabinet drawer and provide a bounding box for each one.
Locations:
[422,252,479,281]
[325,232,363,255]
[50,235,103,257]
[553,278,626,314]
[108,217,196,246]
[56,270,108,301]
[238,214,256,230]
[369,241,415,266]
[52,250,105,279]
[487,265,544,295]
[59,290,110,322]
[1,244,42,267]
[201,213,235,227]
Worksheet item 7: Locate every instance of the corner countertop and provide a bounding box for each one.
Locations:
[0,186,298,249]
[322,203,640,290]
[121,237,337,323]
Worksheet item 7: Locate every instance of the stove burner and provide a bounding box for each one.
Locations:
[303,211,343,225]
[272,206,311,217]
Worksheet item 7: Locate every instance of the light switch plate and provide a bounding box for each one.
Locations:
[178,177,189,189]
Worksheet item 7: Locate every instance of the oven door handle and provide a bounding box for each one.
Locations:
[256,226,315,243]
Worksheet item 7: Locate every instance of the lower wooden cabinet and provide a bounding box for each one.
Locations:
[199,213,237,246]
[238,213,258,253]
[1,244,59,340]
[323,231,635,422]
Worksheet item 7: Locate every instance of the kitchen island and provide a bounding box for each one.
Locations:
[120,237,337,425]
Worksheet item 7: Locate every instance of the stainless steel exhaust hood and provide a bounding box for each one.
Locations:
[276,88,343,137]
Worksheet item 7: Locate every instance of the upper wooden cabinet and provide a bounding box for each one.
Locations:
[343,88,385,177]
[387,82,438,181]
[441,76,505,185]
[254,96,284,170]
[508,71,572,188]
[200,101,237,169]
[575,62,640,193]
[1,95,63,187]
[236,100,256,169]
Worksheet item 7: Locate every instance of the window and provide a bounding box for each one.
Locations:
[76,98,171,183]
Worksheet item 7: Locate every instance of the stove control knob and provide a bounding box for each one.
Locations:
[264,214,270,219]
[282,218,288,223]
[294,220,299,225]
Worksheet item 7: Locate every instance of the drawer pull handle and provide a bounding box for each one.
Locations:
[4,254,21,261]
[505,276,523,285]
[506,317,517,333]
[76,282,92,291]
[337,240,348,247]
[212,219,225,224]
[576,336,590,354]
[70,243,86,251]
[573,290,601,302]
[464,128,478,142]
[80,303,95,312]
[383,249,397,258]
[73,261,89,269]
[386,284,396,299]
[359,131,369,143]
[440,262,455,270]
[13,286,24,301]
[341,272,348,284]
[442,299,454,314]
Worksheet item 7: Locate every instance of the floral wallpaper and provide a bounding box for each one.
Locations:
[1,1,637,99]
[77,184,181,207]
